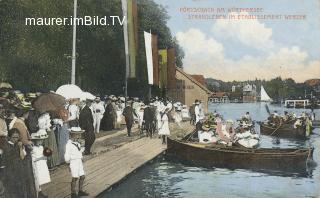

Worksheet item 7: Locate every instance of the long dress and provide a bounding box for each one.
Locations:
[32,145,51,187]
[43,129,60,168]
[54,120,69,164]
[2,142,28,198]
[101,103,114,131]
[158,114,170,136]
[79,106,96,154]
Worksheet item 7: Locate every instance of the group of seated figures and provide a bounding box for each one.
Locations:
[194,112,259,148]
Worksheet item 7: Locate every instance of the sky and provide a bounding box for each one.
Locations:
[154,0,320,82]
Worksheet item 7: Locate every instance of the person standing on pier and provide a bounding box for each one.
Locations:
[143,102,154,137]
[79,99,95,155]
[159,108,170,144]
[65,129,89,198]
[92,97,105,133]
[189,103,195,125]
[194,100,200,124]
[122,100,134,137]
[68,99,80,128]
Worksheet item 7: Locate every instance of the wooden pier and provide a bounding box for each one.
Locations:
[42,137,166,198]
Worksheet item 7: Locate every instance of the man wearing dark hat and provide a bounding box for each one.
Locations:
[122,100,134,137]
[143,101,155,137]
[79,100,95,155]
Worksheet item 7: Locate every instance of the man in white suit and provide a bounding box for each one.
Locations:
[92,97,105,133]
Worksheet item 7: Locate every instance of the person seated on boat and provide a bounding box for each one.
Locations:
[203,113,217,130]
[216,118,234,145]
[293,118,303,129]
[213,110,218,117]
[198,130,217,144]
[198,122,217,144]
[225,119,236,137]
[242,112,252,123]
[272,110,279,118]
[267,111,281,127]
[233,123,259,148]
[234,130,259,148]
[282,111,291,123]
[237,119,254,134]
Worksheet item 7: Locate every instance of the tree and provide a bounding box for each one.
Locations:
[0,0,184,96]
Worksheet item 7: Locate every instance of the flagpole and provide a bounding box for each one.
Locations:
[121,0,129,104]
[71,0,77,85]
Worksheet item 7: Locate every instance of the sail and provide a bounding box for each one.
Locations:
[260,86,273,102]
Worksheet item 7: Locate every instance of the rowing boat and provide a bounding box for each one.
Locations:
[259,122,308,139]
[167,137,313,173]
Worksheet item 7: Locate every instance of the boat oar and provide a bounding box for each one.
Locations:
[270,122,282,136]
[265,104,270,115]
[186,128,198,141]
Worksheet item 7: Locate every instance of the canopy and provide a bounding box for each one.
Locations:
[56,84,83,99]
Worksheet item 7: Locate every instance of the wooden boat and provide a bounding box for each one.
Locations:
[167,137,313,173]
[312,120,320,128]
[259,122,308,139]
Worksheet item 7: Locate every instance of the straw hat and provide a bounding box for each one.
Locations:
[68,127,85,133]
[31,132,48,140]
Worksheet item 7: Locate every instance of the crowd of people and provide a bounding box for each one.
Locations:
[0,88,193,198]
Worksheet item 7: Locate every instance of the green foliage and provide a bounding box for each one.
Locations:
[206,76,313,100]
[0,0,184,96]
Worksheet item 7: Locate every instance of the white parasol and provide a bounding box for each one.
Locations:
[56,84,83,99]
[80,92,96,101]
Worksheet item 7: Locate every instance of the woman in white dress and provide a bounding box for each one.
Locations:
[31,137,51,198]
[158,109,170,144]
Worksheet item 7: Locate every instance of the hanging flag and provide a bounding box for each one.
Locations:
[152,35,159,86]
[158,49,168,88]
[144,31,153,85]
[127,0,137,78]
[132,0,139,50]
[121,0,130,78]
[167,48,176,89]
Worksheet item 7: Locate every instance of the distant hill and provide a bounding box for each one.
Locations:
[305,79,320,87]
[205,77,318,100]
[205,78,224,88]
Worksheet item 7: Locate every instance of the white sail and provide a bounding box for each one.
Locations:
[260,86,273,102]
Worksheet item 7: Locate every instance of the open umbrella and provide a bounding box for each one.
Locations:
[56,84,83,99]
[0,82,12,89]
[32,93,66,113]
[80,92,96,101]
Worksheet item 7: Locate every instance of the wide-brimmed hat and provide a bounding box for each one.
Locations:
[31,132,48,140]
[26,93,37,98]
[68,127,85,133]
[226,119,234,124]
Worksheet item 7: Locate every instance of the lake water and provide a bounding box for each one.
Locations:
[101,103,320,198]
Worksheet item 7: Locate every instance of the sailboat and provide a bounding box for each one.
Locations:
[260,86,273,102]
